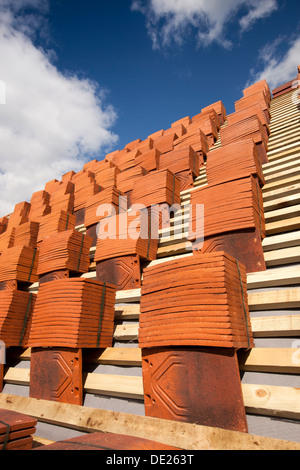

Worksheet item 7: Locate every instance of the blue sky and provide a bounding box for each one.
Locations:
[0,0,299,214]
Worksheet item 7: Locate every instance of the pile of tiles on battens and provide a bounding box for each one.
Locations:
[0,76,280,363]
[37,229,93,276]
[27,277,116,349]
[94,210,158,263]
[138,251,254,350]
[0,409,37,450]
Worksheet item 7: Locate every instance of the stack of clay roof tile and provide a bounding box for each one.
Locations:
[94,211,158,262]
[227,104,270,136]
[28,190,51,222]
[37,230,92,275]
[201,101,227,126]
[188,176,265,242]
[37,210,76,243]
[84,186,125,228]
[72,170,100,212]
[235,90,271,123]
[153,132,178,154]
[0,290,36,347]
[0,409,37,450]
[106,148,140,172]
[219,115,269,153]
[206,139,265,187]
[243,79,272,103]
[131,169,181,208]
[84,159,120,189]
[172,126,208,160]
[134,148,161,172]
[48,180,75,214]
[28,278,116,348]
[0,217,8,235]
[0,246,38,284]
[61,170,76,182]
[138,251,254,349]
[189,112,219,146]
[159,146,200,178]
[0,229,15,254]
[126,137,154,154]
[6,202,30,229]
[13,221,40,249]
[116,165,148,194]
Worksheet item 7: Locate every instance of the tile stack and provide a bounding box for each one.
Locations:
[84,186,125,229]
[0,246,38,284]
[28,190,51,222]
[0,217,8,235]
[188,171,266,273]
[0,290,36,347]
[172,126,208,161]
[72,170,100,213]
[152,132,178,154]
[37,210,76,243]
[131,169,181,208]
[116,165,147,194]
[37,230,93,276]
[139,252,250,432]
[139,252,254,350]
[95,211,158,262]
[13,221,40,249]
[134,148,161,173]
[48,180,75,215]
[190,112,219,147]
[28,278,116,348]
[189,176,265,241]
[0,409,37,450]
[85,159,120,189]
[226,104,270,137]
[206,139,265,187]
[201,100,227,126]
[219,114,268,161]
[107,148,139,172]
[235,83,271,124]
[159,146,201,191]
[6,202,31,230]
[0,228,15,254]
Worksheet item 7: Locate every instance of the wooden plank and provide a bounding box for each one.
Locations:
[3,370,300,422]
[115,304,140,320]
[263,182,300,203]
[265,216,300,236]
[83,373,144,400]
[115,289,141,303]
[262,231,300,251]
[264,204,300,224]
[242,384,300,420]
[251,315,300,337]
[239,348,300,374]
[264,246,300,267]
[0,394,298,450]
[9,347,300,374]
[247,266,300,289]
[92,347,141,366]
[263,193,300,212]
[248,288,300,310]
[113,324,139,341]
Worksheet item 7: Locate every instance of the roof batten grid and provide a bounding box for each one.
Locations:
[0,68,299,449]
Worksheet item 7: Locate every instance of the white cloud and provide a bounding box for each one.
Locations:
[246,35,300,90]
[132,0,278,49]
[0,0,118,216]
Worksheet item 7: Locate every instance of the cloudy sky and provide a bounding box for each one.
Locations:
[0,0,299,215]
